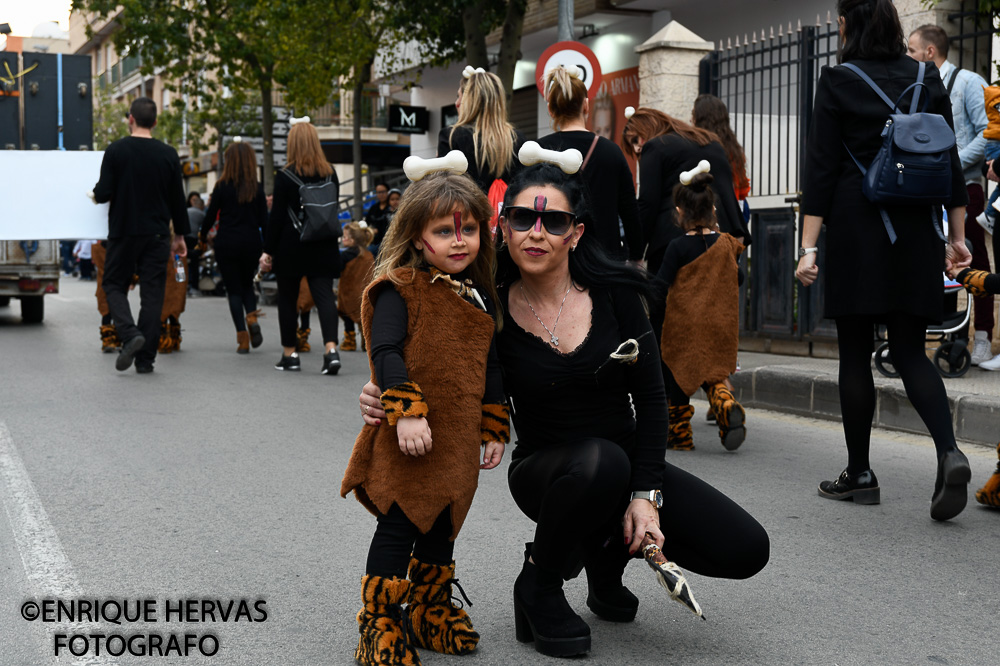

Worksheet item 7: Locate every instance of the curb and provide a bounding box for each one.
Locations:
[729,366,1000,449]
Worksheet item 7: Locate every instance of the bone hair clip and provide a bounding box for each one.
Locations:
[232,135,242,143]
[403,150,469,182]
[679,159,711,185]
[462,66,486,79]
[289,115,311,127]
[624,106,636,120]
[518,141,584,175]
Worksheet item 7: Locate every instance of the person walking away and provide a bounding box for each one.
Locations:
[337,221,376,352]
[201,141,267,353]
[186,192,206,295]
[796,0,973,521]
[365,182,391,255]
[341,167,508,664]
[657,165,747,451]
[259,120,342,374]
[92,96,188,374]
[158,232,187,353]
[91,241,119,353]
[907,24,994,366]
[73,240,96,280]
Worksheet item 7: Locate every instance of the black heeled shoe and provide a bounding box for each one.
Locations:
[583,539,638,622]
[930,449,971,521]
[512,543,591,658]
[818,469,880,504]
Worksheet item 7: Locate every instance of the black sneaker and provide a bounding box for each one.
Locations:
[818,469,880,505]
[322,349,341,376]
[135,363,154,374]
[116,334,146,371]
[274,353,301,371]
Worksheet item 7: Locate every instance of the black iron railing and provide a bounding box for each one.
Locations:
[948,0,998,82]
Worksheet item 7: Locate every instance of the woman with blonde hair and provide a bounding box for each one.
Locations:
[538,66,642,261]
[260,121,342,375]
[201,140,268,353]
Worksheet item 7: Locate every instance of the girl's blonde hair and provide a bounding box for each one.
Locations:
[545,67,588,131]
[449,71,517,180]
[343,221,376,247]
[373,172,500,328]
[285,122,334,178]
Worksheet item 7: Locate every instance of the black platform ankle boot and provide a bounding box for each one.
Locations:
[583,538,638,622]
[512,543,591,658]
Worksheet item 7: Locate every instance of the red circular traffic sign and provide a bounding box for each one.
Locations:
[535,41,603,101]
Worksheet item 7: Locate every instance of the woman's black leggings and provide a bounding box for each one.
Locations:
[366,504,454,579]
[215,251,258,332]
[507,438,769,580]
[276,273,339,348]
[836,313,958,475]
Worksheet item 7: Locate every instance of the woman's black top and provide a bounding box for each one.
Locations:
[637,135,749,257]
[497,284,667,491]
[365,203,391,245]
[657,233,745,292]
[264,168,341,278]
[537,130,642,261]
[437,124,527,194]
[802,56,966,322]
[200,181,267,255]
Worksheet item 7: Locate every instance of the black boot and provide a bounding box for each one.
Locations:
[583,537,638,623]
[512,543,590,658]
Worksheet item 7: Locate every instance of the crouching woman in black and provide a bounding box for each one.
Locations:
[361,163,769,659]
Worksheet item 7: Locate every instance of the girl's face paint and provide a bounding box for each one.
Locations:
[533,195,547,233]
[420,238,436,253]
[416,207,481,274]
[454,211,463,243]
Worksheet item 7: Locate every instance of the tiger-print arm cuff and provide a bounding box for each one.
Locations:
[956,269,990,297]
[380,381,429,426]
[480,403,511,445]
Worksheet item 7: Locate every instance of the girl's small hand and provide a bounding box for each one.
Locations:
[259,253,273,272]
[481,441,505,469]
[397,416,432,456]
[795,253,819,286]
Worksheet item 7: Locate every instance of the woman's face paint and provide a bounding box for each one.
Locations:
[533,195,547,233]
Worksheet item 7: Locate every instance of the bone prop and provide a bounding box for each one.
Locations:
[565,64,582,79]
[679,159,711,185]
[624,106,636,120]
[289,115,311,127]
[403,150,469,182]
[86,190,96,203]
[463,66,486,79]
[518,141,583,175]
[232,136,242,143]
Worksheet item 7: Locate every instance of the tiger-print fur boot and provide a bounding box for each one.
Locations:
[406,557,479,655]
[168,318,181,352]
[100,325,119,353]
[296,327,311,353]
[667,404,695,451]
[341,330,358,351]
[355,575,421,666]
[157,325,173,354]
[974,442,1000,509]
[707,383,746,451]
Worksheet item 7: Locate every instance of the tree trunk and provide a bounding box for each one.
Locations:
[462,4,489,70]
[496,0,528,108]
[352,59,373,221]
[261,73,275,195]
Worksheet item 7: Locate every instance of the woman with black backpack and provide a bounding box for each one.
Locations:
[260,120,342,375]
[796,0,972,520]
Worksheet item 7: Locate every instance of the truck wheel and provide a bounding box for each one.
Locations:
[20,296,44,323]
[0,296,10,307]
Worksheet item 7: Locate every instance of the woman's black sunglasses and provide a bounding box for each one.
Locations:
[503,206,577,236]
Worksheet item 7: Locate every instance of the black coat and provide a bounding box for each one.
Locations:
[437,124,527,194]
[264,168,342,278]
[637,134,750,265]
[201,181,267,258]
[802,56,967,322]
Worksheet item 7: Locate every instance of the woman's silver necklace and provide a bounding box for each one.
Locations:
[520,281,572,347]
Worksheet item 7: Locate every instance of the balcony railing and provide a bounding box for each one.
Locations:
[121,55,140,80]
[272,87,390,130]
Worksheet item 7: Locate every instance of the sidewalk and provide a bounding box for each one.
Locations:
[729,351,1000,448]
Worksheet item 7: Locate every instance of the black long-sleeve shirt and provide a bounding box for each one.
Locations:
[93,136,189,238]
[537,130,643,261]
[201,181,267,251]
[437,124,527,194]
[657,233,745,293]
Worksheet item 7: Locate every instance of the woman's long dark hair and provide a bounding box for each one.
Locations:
[692,94,749,197]
[837,0,906,63]
[496,164,656,301]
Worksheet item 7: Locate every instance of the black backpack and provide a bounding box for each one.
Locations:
[283,168,341,242]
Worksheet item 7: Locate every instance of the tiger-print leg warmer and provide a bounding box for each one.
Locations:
[405,557,479,655]
[355,575,421,666]
[667,404,695,451]
[974,442,1000,509]
[707,383,747,451]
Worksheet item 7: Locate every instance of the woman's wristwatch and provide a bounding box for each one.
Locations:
[631,490,663,509]
[798,247,818,257]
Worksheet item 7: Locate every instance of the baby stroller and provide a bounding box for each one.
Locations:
[873,281,973,378]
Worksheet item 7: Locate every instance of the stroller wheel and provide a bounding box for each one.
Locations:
[873,342,900,378]
[933,343,972,378]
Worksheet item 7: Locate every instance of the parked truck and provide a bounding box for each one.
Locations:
[0,241,59,323]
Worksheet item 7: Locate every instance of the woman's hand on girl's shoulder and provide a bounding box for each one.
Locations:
[481,441,505,470]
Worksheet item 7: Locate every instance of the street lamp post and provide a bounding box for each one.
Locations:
[557,0,574,42]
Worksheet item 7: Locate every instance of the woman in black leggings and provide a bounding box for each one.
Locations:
[797,0,973,521]
[201,141,267,354]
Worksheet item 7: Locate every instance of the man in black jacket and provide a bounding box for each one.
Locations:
[93,97,189,373]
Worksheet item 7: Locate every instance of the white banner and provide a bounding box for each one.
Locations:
[0,151,109,240]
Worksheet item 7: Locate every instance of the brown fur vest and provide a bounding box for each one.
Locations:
[93,242,109,316]
[161,254,187,319]
[340,268,495,538]
[297,277,314,313]
[660,233,744,397]
[338,248,375,323]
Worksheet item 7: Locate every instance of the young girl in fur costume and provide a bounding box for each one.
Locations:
[656,162,747,451]
[338,221,377,352]
[340,168,509,666]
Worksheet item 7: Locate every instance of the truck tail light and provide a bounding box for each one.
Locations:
[44,284,57,293]
[18,278,41,291]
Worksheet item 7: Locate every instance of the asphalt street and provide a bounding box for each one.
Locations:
[1,278,999,666]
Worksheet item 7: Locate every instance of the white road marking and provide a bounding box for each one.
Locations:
[0,421,117,665]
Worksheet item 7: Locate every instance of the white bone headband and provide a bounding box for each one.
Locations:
[403,150,469,182]
[546,64,584,94]
[289,115,311,126]
[624,106,635,120]
[679,160,711,185]
[463,66,485,79]
[358,220,368,229]
[232,136,242,143]
[518,141,583,175]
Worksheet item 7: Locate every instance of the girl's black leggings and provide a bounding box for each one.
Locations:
[215,251,258,332]
[507,438,769,580]
[366,504,454,579]
[276,273,339,348]
[835,313,958,475]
